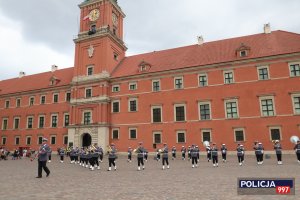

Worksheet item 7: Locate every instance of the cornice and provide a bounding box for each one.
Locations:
[70,96,110,105]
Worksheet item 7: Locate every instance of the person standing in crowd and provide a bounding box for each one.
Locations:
[74,147,80,164]
[254,142,264,165]
[36,138,50,178]
[161,143,170,170]
[187,146,191,161]
[127,147,132,162]
[92,144,100,170]
[191,144,198,168]
[206,144,211,162]
[59,147,65,163]
[171,146,176,160]
[294,140,300,163]
[98,146,104,162]
[236,144,244,166]
[181,146,186,160]
[221,144,227,163]
[274,140,283,165]
[136,142,145,171]
[47,147,52,163]
[211,143,218,167]
[107,143,117,171]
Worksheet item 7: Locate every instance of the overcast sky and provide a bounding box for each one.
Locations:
[0,0,299,80]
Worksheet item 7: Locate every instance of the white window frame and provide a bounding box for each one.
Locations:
[82,110,93,124]
[13,117,20,129]
[2,118,8,130]
[129,82,137,91]
[112,85,120,92]
[201,129,212,142]
[223,70,234,84]
[40,95,46,104]
[152,79,161,92]
[112,128,120,139]
[151,105,163,123]
[5,100,10,108]
[153,131,162,144]
[224,99,239,119]
[51,114,58,128]
[198,73,208,87]
[15,136,20,145]
[174,103,186,122]
[111,100,120,113]
[291,93,300,115]
[64,113,70,127]
[198,101,212,120]
[174,76,184,89]
[29,96,35,106]
[50,135,56,145]
[87,65,94,76]
[85,87,92,98]
[233,128,246,142]
[38,115,45,128]
[269,126,282,141]
[53,93,59,103]
[129,128,137,140]
[1,137,7,145]
[26,136,32,145]
[259,96,276,117]
[257,65,270,80]
[16,98,21,107]
[176,130,186,143]
[239,50,247,57]
[128,98,138,112]
[288,61,300,77]
[27,116,34,129]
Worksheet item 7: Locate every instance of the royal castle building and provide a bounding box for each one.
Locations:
[0,0,300,152]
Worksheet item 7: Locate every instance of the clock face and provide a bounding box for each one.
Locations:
[112,13,118,26]
[89,9,100,21]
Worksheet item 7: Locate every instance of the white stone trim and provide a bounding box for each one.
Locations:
[152,79,161,92]
[13,117,20,129]
[26,116,34,129]
[198,101,212,120]
[40,95,46,104]
[128,98,138,112]
[85,87,93,98]
[51,114,58,128]
[15,136,20,145]
[233,128,246,142]
[174,76,184,89]
[259,96,276,117]
[201,129,212,142]
[174,103,186,122]
[2,118,8,130]
[223,70,234,84]
[224,98,239,119]
[26,136,32,145]
[257,65,270,80]
[269,126,282,141]
[198,73,208,87]
[112,128,120,139]
[176,130,186,143]
[153,131,162,144]
[128,82,137,91]
[129,127,137,139]
[151,105,163,123]
[111,100,120,113]
[291,93,300,115]
[38,115,45,128]
[53,93,59,103]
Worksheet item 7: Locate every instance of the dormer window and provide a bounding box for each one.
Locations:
[240,50,247,57]
[49,76,60,86]
[236,43,250,58]
[141,66,147,71]
[138,61,151,72]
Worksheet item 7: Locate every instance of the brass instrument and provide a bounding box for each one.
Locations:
[290,136,299,144]
[107,145,113,154]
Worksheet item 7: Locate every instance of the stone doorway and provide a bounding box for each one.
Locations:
[82,133,92,147]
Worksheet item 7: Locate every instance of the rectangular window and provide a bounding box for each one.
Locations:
[292,95,300,114]
[29,97,34,106]
[38,136,43,145]
[174,77,183,89]
[5,100,10,108]
[260,97,275,116]
[2,119,8,130]
[15,137,20,145]
[258,66,269,80]
[199,102,211,120]
[112,101,120,113]
[51,115,58,128]
[177,131,186,143]
[53,94,59,103]
[16,98,21,107]
[2,137,7,145]
[129,82,137,90]
[153,132,162,144]
[83,112,91,125]
[66,92,71,102]
[224,71,234,84]
[26,136,31,145]
[290,64,300,77]
[14,118,20,129]
[152,80,160,91]
[152,107,162,123]
[270,128,281,140]
[234,129,245,142]
[202,131,211,142]
[39,116,45,128]
[175,105,185,122]
[27,117,33,129]
[225,100,239,119]
[50,136,56,145]
[85,88,92,98]
[198,74,208,87]
[63,136,68,145]
[129,99,137,112]
[40,95,46,104]
[87,66,94,76]
[112,85,120,92]
[112,129,119,139]
[64,114,70,127]
[129,128,137,139]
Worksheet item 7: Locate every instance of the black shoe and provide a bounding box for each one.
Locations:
[46,172,50,177]
[36,176,42,178]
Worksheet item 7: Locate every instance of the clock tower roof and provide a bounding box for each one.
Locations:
[79,0,125,17]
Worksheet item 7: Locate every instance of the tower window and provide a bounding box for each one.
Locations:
[113,53,119,61]
[88,25,96,35]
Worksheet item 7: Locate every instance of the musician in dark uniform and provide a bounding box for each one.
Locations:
[107,143,117,171]
[274,140,282,165]
[127,147,132,162]
[162,143,170,170]
[195,145,200,161]
[99,146,104,162]
[171,146,176,160]
[59,147,65,163]
[187,146,191,161]
[144,148,148,162]
[206,144,211,162]
[294,140,300,163]
[211,143,218,167]
[254,142,264,165]
[221,144,227,162]
[156,148,161,161]
[236,144,244,166]
[36,138,50,178]
[181,146,186,160]
[191,144,198,168]
[136,142,145,170]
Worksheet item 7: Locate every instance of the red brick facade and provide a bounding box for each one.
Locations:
[1,0,300,152]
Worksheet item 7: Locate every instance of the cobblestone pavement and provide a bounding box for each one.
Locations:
[0,154,299,200]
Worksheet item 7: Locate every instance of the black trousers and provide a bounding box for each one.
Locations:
[222,153,226,160]
[89,158,94,166]
[128,154,132,160]
[48,155,51,160]
[258,154,264,162]
[255,154,259,162]
[60,156,64,161]
[70,156,74,161]
[172,153,176,158]
[109,158,116,167]
[137,157,144,166]
[99,154,103,161]
[276,153,282,161]
[212,155,218,164]
[162,157,169,165]
[144,154,148,160]
[207,153,211,160]
[38,160,50,177]
[188,153,191,159]
[94,157,99,166]
[74,156,78,162]
[238,155,243,163]
[296,153,300,161]
[182,153,185,159]
[192,157,198,165]
[156,154,160,160]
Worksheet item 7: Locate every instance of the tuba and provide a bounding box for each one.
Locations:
[203,141,210,147]
[290,136,299,144]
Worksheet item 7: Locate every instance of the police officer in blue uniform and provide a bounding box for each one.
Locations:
[274,140,282,165]
[36,138,50,178]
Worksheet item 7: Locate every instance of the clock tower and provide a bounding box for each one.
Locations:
[68,0,126,150]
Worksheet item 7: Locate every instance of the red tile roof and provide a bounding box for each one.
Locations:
[0,67,73,95]
[111,30,300,78]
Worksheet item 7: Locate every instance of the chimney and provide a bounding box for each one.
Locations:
[264,23,271,34]
[51,65,58,72]
[19,71,25,78]
[197,36,204,45]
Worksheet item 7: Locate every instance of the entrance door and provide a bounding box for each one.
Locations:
[82,133,92,147]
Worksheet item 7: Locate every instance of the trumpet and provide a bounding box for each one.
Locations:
[107,145,112,154]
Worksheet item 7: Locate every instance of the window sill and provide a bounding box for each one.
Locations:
[152,122,163,124]
[225,118,240,120]
[199,119,212,121]
[128,111,138,113]
[260,115,276,118]
[174,121,187,123]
